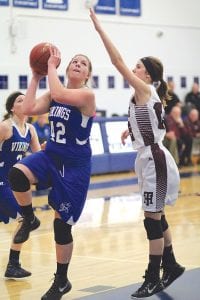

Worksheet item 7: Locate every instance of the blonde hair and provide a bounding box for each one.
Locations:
[66,54,92,86]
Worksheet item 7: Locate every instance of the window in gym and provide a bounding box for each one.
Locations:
[59,75,65,85]
[108,76,115,89]
[92,76,99,88]
[167,76,173,82]
[123,78,130,88]
[39,77,47,89]
[19,75,28,89]
[0,75,8,89]
[180,76,187,88]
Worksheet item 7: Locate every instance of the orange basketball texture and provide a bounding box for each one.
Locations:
[29,42,60,75]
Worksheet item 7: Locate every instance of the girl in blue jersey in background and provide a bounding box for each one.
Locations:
[8,48,96,300]
[0,91,40,279]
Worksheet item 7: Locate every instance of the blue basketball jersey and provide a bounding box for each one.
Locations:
[0,121,31,184]
[0,120,32,223]
[18,100,94,224]
[46,100,93,165]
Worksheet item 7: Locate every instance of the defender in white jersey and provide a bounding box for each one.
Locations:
[8,49,96,300]
[128,85,180,211]
[0,91,40,279]
[90,9,185,299]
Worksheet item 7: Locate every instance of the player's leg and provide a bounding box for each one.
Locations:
[161,213,185,289]
[8,164,40,244]
[131,212,164,299]
[0,190,32,279]
[41,212,72,300]
[41,163,90,299]
[132,151,165,298]
[4,242,31,279]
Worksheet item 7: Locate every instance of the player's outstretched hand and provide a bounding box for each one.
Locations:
[89,8,102,33]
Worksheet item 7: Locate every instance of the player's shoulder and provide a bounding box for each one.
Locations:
[0,119,12,140]
[0,119,13,131]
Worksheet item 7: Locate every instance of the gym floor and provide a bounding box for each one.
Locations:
[0,165,200,300]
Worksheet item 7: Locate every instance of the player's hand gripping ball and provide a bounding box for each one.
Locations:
[29,42,60,75]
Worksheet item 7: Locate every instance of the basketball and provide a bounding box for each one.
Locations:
[29,42,60,75]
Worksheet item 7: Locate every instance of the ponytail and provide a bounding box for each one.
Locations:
[3,112,10,121]
[141,57,171,107]
[157,79,171,107]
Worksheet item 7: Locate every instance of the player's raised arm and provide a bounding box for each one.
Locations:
[89,8,148,96]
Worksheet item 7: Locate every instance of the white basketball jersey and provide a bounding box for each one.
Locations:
[128,85,180,211]
[128,85,166,150]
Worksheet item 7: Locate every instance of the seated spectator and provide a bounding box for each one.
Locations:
[163,106,193,167]
[165,80,181,115]
[184,82,200,115]
[163,130,179,165]
[33,114,50,144]
[184,108,200,163]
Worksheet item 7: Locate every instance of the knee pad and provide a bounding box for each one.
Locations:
[8,167,30,192]
[54,218,73,245]
[161,215,169,232]
[144,217,163,240]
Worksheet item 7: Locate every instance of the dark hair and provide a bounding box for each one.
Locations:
[3,91,24,120]
[66,54,92,85]
[141,56,171,105]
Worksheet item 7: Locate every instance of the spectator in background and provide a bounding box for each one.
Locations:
[163,130,179,166]
[184,82,200,116]
[165,80,181,115]
[164,106,193,167]
[184,108,200,163]
[33,113,50,144]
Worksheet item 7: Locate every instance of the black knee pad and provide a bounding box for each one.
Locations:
[161,215,169,232]
[8,167,30,192]
[144,217,163,240]
[54,218,73,245]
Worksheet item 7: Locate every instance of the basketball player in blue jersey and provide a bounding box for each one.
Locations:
[0,91,41,279]
[90,9,185,299]
[8,50,96,300]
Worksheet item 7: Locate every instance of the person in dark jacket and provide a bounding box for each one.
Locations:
[164,106,193,166]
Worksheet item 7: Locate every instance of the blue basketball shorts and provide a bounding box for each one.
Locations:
[0,184,21,224]
[18,151,91,224]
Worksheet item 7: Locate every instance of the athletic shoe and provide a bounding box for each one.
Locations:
[161,263,185,289]
[131,270,163,298]
[41,274,72,300]
[4,262,31,279]
[13,216,40,244]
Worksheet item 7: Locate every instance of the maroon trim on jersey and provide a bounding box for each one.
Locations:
[128,106,135,142]
[151,144,167,210]
[135,105,154,145]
